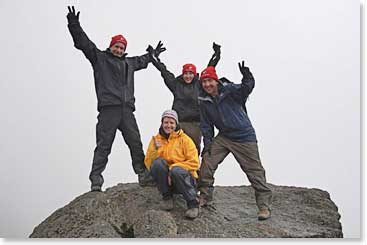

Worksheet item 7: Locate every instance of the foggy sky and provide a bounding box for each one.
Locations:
[0,0,360,238]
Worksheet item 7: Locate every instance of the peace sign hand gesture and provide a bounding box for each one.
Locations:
[67,6,80,24]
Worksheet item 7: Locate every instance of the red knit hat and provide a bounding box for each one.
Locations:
[182,64,197,75]
[200,66,218,81]
[109,34,127,49]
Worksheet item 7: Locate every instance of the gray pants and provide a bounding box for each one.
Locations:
[180,122,202,154]
[199,135,272,210]
[89,105,146,187]
[149,158,198,208]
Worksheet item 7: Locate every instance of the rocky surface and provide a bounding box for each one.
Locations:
[30,183,343,238]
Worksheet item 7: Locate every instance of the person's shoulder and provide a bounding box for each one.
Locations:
[219,77,234,87]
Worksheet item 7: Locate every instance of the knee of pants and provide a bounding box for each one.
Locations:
[150,158,167,173]
[94,146,112,156]
[170,166,188,179]
[199,162,214,180]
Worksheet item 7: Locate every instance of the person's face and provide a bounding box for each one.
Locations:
[183,71,195,84]
[162,117,177,134]
[110,42,126,57]
[201,78,219,96]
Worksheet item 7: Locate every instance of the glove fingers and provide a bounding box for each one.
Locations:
[72,6,75,14]
[76,11,80,18]
[68,6,72,13]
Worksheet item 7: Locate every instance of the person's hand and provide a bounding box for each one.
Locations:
[153,136,162,149]
[146,45,154,55]
[238,60,254,81]
[153,41,166,57]
[67,6,80,24]
[208,42,221,67]
[212,42,221,54]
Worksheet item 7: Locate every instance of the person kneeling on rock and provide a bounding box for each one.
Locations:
[144,110,200,219]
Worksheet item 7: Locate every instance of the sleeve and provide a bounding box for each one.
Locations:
[144,137,163,170]
[199,102,215,148]
[169,135,199,172]
[224,76,255,103]
[68,22,98,65]
[207,50,221,68]
[151,57,177,93]
[128,53,151,71]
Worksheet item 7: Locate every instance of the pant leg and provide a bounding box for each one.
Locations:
[90,106,121,187]
[229,140,272,210]
[170,166,198,208]
[199,135,230,198]
[180,122,202,154]
[118,105,146,174]
[149,158,172,199]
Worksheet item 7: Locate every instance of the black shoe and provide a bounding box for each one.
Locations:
[138,171,156,187]
[160,198,174,211]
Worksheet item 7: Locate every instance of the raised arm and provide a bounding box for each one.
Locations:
[147,43,177,92]
[207,42,221,67]
[67,6,98,65]
[130,41,166,71]
[225,60,255,103]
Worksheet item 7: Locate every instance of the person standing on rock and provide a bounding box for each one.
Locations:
[198,63,273,220]
[144,110,200,219]
[66,6,166,191]
[146,43,221,154]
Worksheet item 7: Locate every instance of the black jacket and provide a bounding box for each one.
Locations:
[68,22,151,111]
[153,54,220,122]
[157,61,201,122]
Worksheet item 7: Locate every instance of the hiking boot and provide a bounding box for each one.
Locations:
[160,198,174,211]
[91,185,102,192]
[185,207,199,219]
[138,171,156,187]
[199,194,213,207]
[258,208,271,220]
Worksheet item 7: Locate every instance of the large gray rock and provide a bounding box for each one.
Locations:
[30,183,343,238]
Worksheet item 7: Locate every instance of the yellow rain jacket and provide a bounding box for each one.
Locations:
[144,129,199,179]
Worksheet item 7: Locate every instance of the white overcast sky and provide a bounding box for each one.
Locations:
[0,0,361,239]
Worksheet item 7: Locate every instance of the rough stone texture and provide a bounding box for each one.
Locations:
[134,210,177,238]
[30,183,343,238]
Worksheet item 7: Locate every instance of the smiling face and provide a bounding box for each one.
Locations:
[162,117,177,134]
[183,71,195,84]
[201,78,219,96]
[110,42,126,57]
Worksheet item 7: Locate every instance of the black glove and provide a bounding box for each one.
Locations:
[213,42,221,54]
[146,45,154,55]
[152,41,166,57]
[201,144,212,157]
[146,44,165,71]
[208,42,221,67]
[67,6,80,24]
[238,60,254,81]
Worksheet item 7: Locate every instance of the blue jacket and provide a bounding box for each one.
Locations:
[198,77,257,148]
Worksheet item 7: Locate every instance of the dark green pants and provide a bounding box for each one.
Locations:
[180,121,201,154]
[199,135,272,210]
